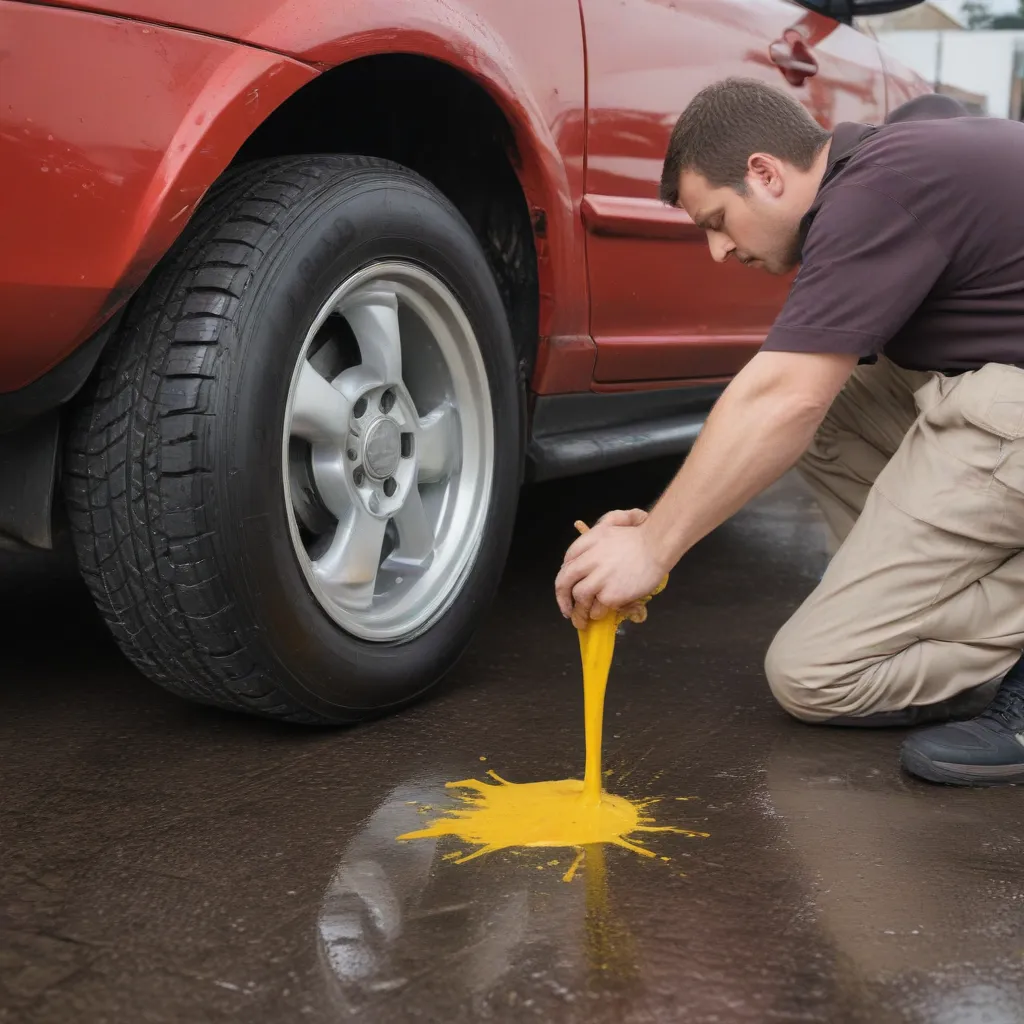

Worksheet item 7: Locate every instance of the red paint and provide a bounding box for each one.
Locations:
[1,0,926,397]
[596,334,768,383]
[581,195,702,242]
[580,0,894,383]
[879,48,933,111]
[532,336,598,395]
[0,3,315,391]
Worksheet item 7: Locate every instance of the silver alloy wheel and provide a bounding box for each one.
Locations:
[282,262,495,642]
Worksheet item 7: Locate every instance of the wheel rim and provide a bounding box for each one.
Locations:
[282,262,495,642]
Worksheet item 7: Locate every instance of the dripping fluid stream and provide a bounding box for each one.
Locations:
[580,612,617,805]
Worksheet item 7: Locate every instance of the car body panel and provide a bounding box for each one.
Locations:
[0,2,315,392]
[877,46,933,110]
[1,0,926,398]
[6,0,592,395]
[580,0,888,383]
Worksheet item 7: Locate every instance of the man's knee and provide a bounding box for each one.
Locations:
[765,628,817,721]
[765,623,859,723]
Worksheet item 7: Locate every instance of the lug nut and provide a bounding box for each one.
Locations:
[346,448,358,462]
[401,433,413,458]
[380,389,396,414]
[353,467,365,487]
[383,477,397,498]
[353,397,368,418]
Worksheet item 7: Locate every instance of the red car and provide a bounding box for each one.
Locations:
[0,0,928,722]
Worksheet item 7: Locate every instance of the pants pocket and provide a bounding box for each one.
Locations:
[876,364,1024,548]
[957,363,1024,442]
[957,363,1024,496]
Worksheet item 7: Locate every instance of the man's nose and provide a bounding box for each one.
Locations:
[708,233,735,264]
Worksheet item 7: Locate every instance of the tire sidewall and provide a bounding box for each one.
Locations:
[213,163,521,717]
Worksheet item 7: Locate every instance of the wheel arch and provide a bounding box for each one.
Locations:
[230,53,543,384]
[16,3,583,377]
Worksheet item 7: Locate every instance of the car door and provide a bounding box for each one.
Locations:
[578,0,888,385]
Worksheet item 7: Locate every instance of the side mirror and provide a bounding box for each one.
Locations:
[849,0,926,15]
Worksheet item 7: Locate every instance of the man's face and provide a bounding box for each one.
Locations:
[677,156,808,276]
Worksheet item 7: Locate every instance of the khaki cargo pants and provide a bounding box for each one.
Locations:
[766,356,1024,721]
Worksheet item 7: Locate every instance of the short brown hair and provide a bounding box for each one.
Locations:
[660,78,829,205]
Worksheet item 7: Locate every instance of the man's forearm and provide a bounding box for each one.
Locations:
[641,352,853,568]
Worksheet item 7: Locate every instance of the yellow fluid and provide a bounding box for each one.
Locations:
[580,613,618,804]
[398,567,707,875]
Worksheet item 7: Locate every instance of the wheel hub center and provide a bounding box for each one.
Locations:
[362,417,401,480]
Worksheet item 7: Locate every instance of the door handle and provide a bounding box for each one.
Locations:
[769,30,819,86]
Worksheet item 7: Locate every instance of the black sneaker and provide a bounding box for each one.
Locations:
[900,657,1024,786]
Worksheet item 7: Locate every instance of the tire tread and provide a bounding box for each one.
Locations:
[65,156,414,723]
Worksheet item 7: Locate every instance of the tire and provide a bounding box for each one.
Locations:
[63,156,523,723]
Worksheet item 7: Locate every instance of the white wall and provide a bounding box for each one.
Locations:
[877,30,1024,117]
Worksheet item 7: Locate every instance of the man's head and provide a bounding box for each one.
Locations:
[660,78,831,274]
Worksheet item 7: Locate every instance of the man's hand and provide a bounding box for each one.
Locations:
[594,508,649,530]
[552,351,858,630]
[555,515,669,629]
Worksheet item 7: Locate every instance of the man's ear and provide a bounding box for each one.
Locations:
[747,153,785,197]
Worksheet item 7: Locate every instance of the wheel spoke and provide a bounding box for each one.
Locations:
[332,364,385,401]
[309,451,352,520]
[343,289,402,385]
[417,403,457,484]
[382,488,436,575]
[313,509,388,611]
[291,362,352,444]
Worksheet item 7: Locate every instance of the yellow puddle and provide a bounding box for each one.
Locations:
[398,524,708,877]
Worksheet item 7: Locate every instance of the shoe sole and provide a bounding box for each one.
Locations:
[901,747,1024,787]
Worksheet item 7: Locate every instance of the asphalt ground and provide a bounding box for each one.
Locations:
[3,462,1023,1023]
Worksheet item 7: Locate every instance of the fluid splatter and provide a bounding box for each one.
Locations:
[398,531,707,875]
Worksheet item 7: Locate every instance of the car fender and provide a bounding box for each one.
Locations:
[0,3,317,392]
[28,0,590,383]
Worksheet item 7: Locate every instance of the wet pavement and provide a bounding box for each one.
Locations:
[3,463,1024,1024]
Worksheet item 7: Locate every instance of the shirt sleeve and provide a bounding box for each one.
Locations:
[761,183,950,359]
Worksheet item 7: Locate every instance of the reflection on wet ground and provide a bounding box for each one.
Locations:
[3,464,1023,1023]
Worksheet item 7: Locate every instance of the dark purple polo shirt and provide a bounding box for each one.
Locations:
[761,105,1024,371]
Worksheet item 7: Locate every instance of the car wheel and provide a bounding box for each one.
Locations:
[63,156,522,723]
